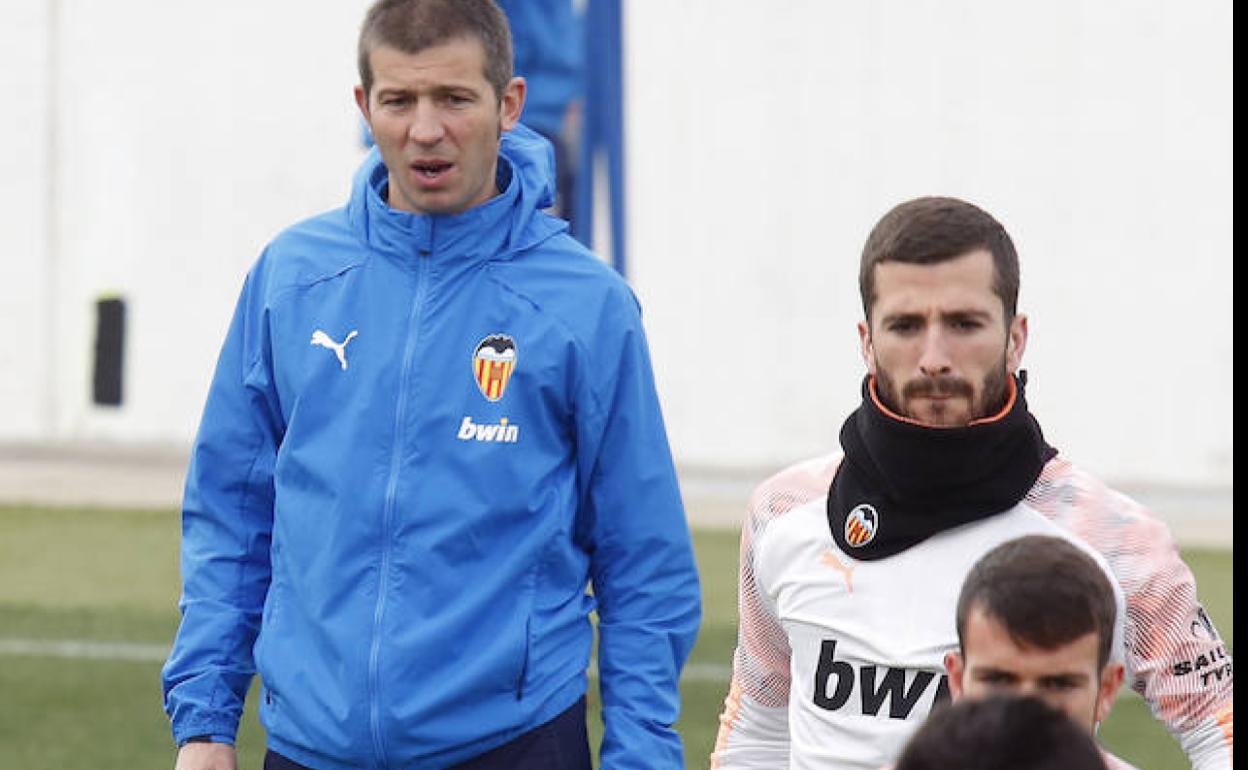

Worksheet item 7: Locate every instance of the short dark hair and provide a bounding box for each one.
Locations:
[859,196,1019,322]
[895,696,1108,770]
[358,0,514,100]
[956,535,1118,671]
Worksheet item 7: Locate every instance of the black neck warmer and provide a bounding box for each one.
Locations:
[827,373,1057,560]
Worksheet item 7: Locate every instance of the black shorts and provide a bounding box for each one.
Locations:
[264,696,591,770]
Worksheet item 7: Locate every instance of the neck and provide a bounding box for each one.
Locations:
[825,373,1056,560]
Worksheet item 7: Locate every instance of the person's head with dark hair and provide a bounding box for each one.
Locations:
[945,535,1125,731]
[859,197,1020,324]
[855,197,1028,427]
[352,0,526,217]
[358,0,515,99]
[894,695,1109,770]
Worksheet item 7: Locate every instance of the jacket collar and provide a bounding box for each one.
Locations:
[345,124,566,267]
[348,149,515,264]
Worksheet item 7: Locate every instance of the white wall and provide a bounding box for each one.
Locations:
[0,0,1232,488]
[628,0,1233,486]
[45,0,372,442]
[0,0,53,440]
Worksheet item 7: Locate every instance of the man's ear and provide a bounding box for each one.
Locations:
[1094,662,1125,726]
[858,320,877,375]
[1006,312,1028,373]
[354,84,371,122]
[499,76,526,132]
[944,650,966,699]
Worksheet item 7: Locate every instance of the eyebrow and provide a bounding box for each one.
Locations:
[972,667,1019,680]
[375,84,481,98]
[881,308,996,323]
[972,667,1090,684]
[942,309,994,321]
[878,311,922,326]
[1038,672,1090,685]
[373,86,411,98]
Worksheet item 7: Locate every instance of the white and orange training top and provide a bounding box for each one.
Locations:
[711,454,1233,770]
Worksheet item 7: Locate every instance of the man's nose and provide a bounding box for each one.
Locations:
[408,103,445,145]
[917,328,952,376]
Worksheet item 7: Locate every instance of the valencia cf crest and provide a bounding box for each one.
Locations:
[473,334,518,402]
[844,504,879,548]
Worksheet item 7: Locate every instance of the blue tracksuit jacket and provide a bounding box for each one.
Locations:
[499,0,583,137]
[162,125,701,770]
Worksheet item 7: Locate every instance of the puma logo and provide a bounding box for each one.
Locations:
[820,550,856,594]
[310,329,358,370]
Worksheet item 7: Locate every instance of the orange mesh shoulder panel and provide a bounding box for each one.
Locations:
[1027,458,1233,764]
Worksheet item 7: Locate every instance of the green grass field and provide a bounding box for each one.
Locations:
[0,506,1232,769]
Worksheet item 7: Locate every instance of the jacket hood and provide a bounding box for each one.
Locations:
[346,122,565,262]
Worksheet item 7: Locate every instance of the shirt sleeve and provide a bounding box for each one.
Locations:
[572,286,702,770]
[161,263,285,745]
[711,456,839,769]
[1028,459,1233,770]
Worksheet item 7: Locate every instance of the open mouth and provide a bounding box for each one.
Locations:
[411,160,453,179]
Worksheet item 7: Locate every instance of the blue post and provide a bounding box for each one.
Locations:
[574,0,627,277]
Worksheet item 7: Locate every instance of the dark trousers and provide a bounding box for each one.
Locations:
[264,697,591,770]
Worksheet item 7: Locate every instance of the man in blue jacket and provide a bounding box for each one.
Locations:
[498,0,582,225]
[162,2,701,768]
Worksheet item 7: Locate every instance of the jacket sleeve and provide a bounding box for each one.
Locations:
[1029,460,1234,770]
[161,263,285,745]
[572,287,701,770]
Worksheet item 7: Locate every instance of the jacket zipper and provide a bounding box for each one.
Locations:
[368,250,432,769]
[515,616,531,700]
